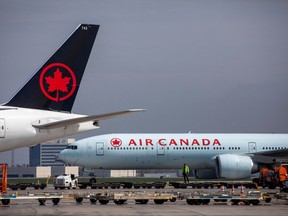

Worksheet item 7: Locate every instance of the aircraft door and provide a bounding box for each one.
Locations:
[87,142,96,158]
[157,143,165,155]
[248,142,257,153]
[96,142,104,156]
[0,119,5,138]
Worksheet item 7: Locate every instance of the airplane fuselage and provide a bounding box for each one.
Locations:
[0,106,97,152]
[59,133,288,171]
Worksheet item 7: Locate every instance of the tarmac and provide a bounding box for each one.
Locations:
[1,185,288,216]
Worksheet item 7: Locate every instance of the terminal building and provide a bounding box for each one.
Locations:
[29,138,75,166]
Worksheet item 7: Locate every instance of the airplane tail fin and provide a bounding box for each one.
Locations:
[5,24,99,112]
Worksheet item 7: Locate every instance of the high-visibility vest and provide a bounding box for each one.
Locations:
[279,167,287,182]
[183,165,189,174]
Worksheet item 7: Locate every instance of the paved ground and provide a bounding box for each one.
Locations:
[1,186,287,216]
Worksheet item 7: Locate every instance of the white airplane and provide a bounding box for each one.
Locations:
[0,24,144,153]
[59,133,288,179]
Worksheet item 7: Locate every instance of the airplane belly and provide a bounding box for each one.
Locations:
[92,147,215,170]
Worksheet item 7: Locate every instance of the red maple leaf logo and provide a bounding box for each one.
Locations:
[45,68,71,101]
[39,63,76,102]
[110,138,122,147]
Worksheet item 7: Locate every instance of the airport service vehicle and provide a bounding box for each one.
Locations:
[8,182,46,191]
[0,24,144,153]
[53,174,78,189]
[59,133,288,180]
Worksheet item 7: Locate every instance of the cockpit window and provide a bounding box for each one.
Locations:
[66,145,78,150]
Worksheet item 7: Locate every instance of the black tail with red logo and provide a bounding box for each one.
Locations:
[5,24,99,112]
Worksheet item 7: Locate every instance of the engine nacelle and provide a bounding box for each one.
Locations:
[216,154,258,179]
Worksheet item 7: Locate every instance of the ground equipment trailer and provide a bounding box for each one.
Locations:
[69,189,271,206]
[8,182,47,190]
[170,181,256,189]
[0,193,64,205]
[185,190,272,205]
[79,181,257,190]
[71,191,178,205]
[77,181,134,189]
[77,181,166,189]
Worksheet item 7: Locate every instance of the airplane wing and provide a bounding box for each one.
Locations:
[32,109,145,129]
[251,149,288,158]
[246,149,288,164]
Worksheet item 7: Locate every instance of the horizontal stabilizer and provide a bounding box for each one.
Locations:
[32,109,146,129]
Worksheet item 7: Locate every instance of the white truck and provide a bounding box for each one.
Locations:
[54,174,78,189]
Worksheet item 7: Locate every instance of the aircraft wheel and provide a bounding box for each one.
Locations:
[1,199,11,205]
[170,197,177,202]
[90,198,97,204]
[99,199,109,205]
[20,186,27,190]
[99,195,109,205]
[89,178,97,184]
[186,199,195,205]
[264,197,271,203]
[154,199,167,204]
[38,199,46,205]
[76,197,83,203]
[52,198,60,205]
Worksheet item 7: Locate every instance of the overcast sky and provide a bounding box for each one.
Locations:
[1,0,288,165]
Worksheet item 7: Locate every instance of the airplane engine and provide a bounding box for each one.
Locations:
[216,154,258,179]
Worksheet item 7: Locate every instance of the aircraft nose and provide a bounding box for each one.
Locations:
[58,149,68,162]
[58,147,78,165]
[55,152,65,162]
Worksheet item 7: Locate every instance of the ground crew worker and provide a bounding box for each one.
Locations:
[259,167,270,186]
[274,166,280,185]
[260,167,269,179]
[182,164,190,183]
[279,166,288,186]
